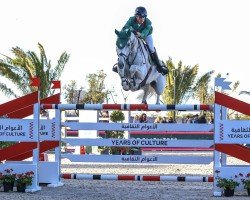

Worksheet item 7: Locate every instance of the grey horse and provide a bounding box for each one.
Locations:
[114,29,167,104]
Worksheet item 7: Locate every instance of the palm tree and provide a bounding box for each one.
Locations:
[0,43,70,99]
[193,70,215,104]
[161,58,199,120]
[162,58,199,104]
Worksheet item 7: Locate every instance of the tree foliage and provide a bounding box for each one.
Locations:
[0,43,70,99]
[110,110,125,122]
[160,58,199,119]
[162,58,199,105]
[193,70,215,104]
[80,70,109,104]
[63,80,85,104]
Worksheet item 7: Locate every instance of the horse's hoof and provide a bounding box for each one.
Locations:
[112,66,118,73]
[142,100,147,104]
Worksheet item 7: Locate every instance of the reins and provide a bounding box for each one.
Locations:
[117,32,152,88]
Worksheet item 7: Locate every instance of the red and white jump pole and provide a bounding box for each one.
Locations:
[41,103,213,111]
[61,173,214,182]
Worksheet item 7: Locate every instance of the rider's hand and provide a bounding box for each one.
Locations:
[129,27,135,32]
[136,32,141,37]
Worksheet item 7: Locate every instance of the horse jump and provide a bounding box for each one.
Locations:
[0,77,249,197]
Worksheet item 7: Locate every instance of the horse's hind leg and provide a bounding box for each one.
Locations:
[150,81,160,104]
[151,75,166,104]
[156,95,160,104]
[142,85,150,104]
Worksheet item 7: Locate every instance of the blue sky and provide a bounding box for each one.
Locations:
[0,0,249,104]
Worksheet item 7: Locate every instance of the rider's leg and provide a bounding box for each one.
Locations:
[145,35,169,76]
[145,35,155,54]
[151,49,169,75]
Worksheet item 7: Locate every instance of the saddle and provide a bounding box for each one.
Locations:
[136,36,154,65]
[142,41,169,75]
[135,34,168,75]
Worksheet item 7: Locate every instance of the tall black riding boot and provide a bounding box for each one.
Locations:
[151,50,169,76]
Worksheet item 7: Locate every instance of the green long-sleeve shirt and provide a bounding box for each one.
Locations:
[122,16,153,40]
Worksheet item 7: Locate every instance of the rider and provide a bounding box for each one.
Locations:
[114,6,168,76]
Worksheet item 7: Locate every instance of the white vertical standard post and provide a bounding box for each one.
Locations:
[220,106,227,165]
[214,104,221,165]
[28,103,41,192]
[213,103,222,197]
[213,77,232,196]
[49,108,64,187]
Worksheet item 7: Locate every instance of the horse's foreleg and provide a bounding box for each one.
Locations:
[130,64,148,91]
[121,78,130,91]
[130,65,147,80]
[129,65,137,79]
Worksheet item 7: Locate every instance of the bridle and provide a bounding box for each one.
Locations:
[117,33,150,89]
[117,34,146,67]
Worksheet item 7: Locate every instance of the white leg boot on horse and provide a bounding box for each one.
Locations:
[150,49,169,76]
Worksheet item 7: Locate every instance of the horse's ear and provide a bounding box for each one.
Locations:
[115,29,120,36]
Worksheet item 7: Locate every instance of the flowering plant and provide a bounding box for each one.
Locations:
[239,173,250,189]
[0,168,16,183]
[215,170,239,190]
[16,171,34,186]
[216,177,239,190]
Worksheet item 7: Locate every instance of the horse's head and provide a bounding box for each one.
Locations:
[115,29,137,91]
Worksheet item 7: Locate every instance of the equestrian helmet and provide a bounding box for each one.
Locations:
[135,7,147,17]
